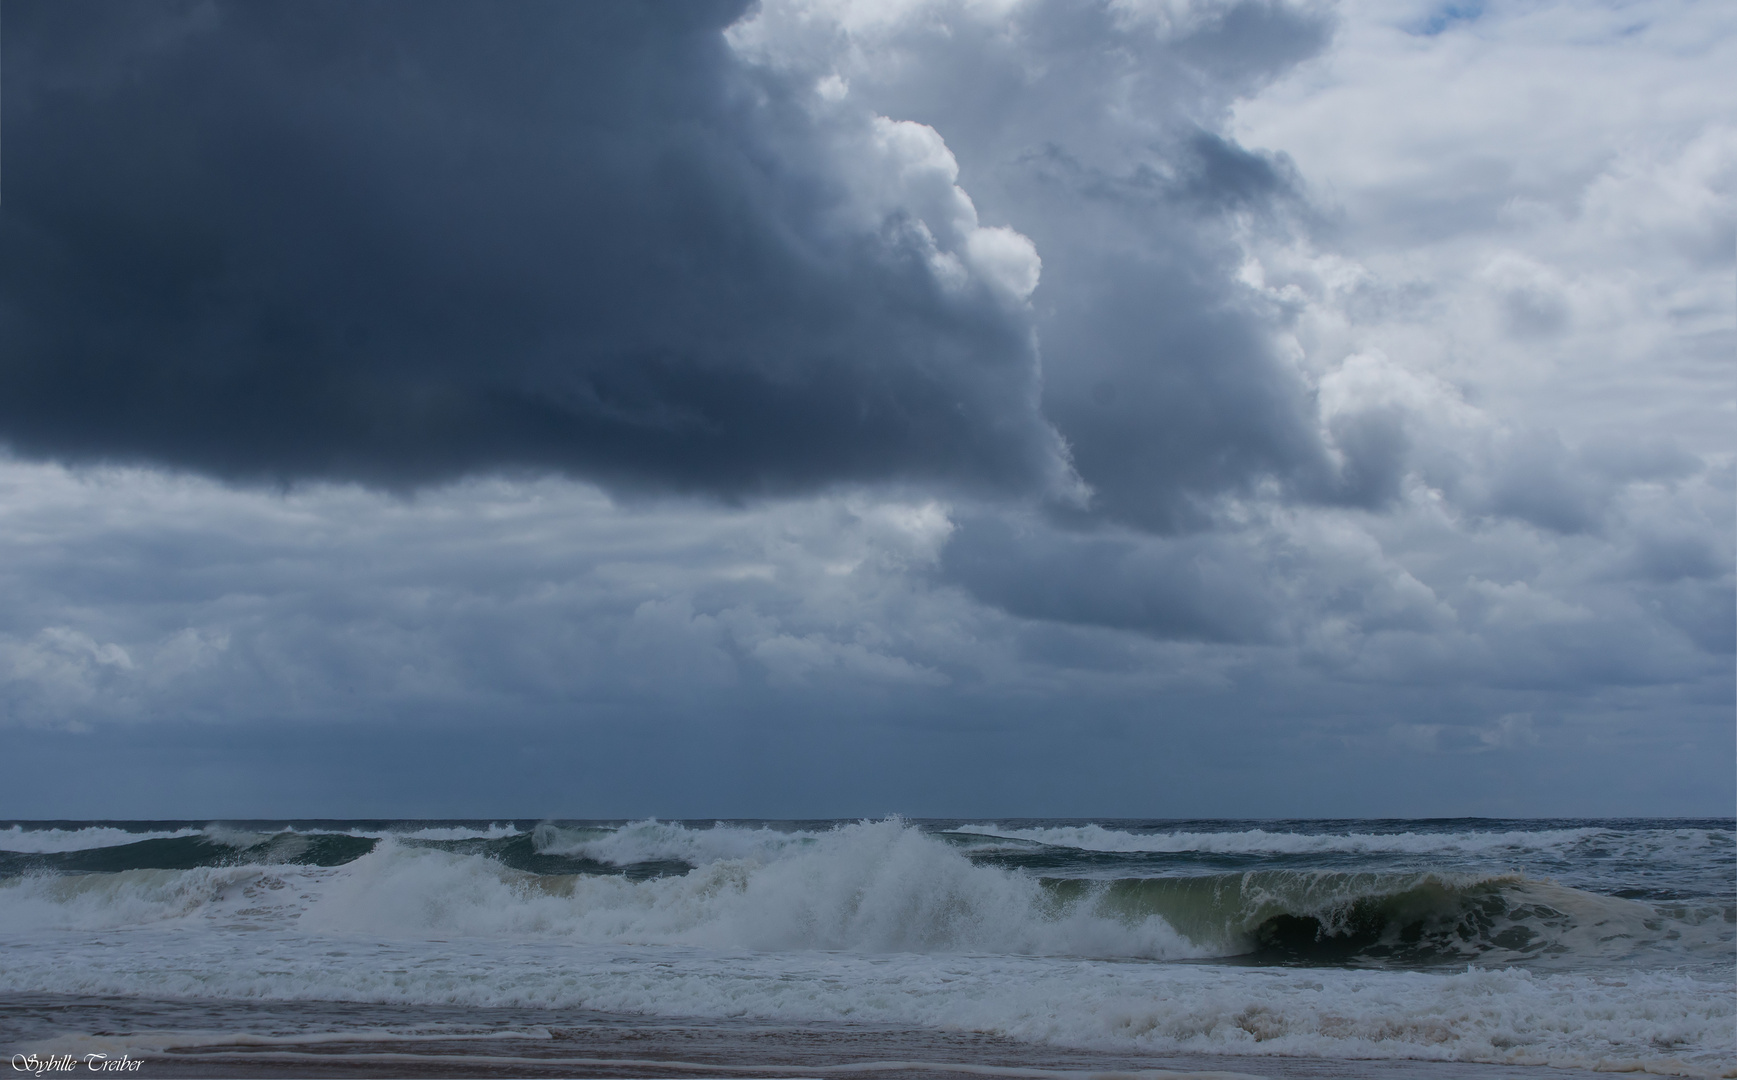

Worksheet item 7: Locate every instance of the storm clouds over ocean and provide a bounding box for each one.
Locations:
[0,0,1731,817]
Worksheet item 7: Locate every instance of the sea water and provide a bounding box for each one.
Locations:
[0,818,1731,1076]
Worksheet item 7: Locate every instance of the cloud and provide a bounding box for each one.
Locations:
[0,454,1727,815]
[737,0,1345,530]
[942,514,1278,643]
[0,0,1730,816]
[0,461,990,729]
[0,0,1069,499]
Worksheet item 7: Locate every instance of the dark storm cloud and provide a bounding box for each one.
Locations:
[1323,407,1410,508]
[1176,130,1302,212]
[762,0,1405,638]
[0,0,1066,496]
[2,0,1732,821]
[998,131,1341,533]
[1023,127,1426,531]
[772,1,1379,538]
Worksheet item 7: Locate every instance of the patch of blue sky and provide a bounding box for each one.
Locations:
[1412,2,1486,36]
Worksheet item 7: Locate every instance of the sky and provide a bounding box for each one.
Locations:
[1,0,1731,820]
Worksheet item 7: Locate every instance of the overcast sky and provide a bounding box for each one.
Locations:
[2,0,1731,819]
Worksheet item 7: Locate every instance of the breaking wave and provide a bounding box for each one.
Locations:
[2,817,1731,1077]
[2,818,1728,970]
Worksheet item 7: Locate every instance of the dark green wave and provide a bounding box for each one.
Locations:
[0,832,377,875]
[0,831,693,881]
[1037,870,1621,966]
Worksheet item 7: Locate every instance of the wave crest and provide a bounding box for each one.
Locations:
[5,819,1726,970]
[302,823,1207,958]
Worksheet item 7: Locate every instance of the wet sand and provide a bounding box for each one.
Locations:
[3,994,1627,1080]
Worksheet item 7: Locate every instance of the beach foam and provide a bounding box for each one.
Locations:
[2,928,1730,1077]
[1,817,1730,1077]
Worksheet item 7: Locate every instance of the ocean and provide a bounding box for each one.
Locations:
[1,818,1731,1078]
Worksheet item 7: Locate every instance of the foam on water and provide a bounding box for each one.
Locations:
[1,818,1730,1077]
[2,926,1730,1077]
[315,826,1208,958]
[529,819,818,866]
[3,821,1727,967]
[0,865,320,932]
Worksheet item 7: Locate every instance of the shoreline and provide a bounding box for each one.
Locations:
[5,993,1642,1080]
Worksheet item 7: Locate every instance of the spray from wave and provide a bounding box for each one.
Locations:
[3,818,1728,970]
[2,818,1731,1077]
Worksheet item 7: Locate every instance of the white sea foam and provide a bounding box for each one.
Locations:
[0,825,206,853]
[2,928,1730,1077]
[0,865,323,932]
[0,824,1199,958]
[1,819,1731,1076]
[303,825,1204,958]
[4,821,1725,970]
